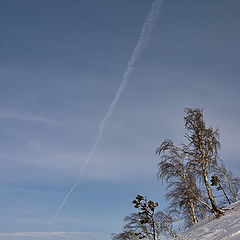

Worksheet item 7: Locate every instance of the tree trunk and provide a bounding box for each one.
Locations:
[151,213,156,240]
[189,200,198,224]
[182,167,198,224]
[219,183,231,204]
[223,175,238,202]
[202,163,224,217]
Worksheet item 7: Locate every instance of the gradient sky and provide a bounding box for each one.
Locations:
[0,0,240,239]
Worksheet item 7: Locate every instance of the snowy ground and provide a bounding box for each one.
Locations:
[177,201,240,240]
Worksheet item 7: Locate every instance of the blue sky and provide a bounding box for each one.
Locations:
[0,0,239,239]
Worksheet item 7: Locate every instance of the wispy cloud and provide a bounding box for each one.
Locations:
[0,231,105,240]
[0,111,58,124]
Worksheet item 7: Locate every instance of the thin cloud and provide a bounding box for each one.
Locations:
[0,231,104,240]
[0,111,58,124]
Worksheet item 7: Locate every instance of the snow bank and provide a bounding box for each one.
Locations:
[177,201,240,240]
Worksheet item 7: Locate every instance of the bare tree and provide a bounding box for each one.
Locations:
[211,175,231,205]
[156,140,210,226]
[154,210,178,238]
[181,108,224,217]
[213,161,240,203]
[156,108,224,218]
[112,195,177,240]
[123,213,153,240]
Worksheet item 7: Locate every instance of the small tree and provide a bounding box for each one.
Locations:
[156,140,211,226]
[213,162,240,203]
[154,210,178,238]
[211,175,231,205]
[112,195,177,240]
[132,195,159,240]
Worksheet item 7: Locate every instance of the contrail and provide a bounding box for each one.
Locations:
[50,0,164,225]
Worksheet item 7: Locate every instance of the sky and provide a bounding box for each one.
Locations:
[0,0,239,239]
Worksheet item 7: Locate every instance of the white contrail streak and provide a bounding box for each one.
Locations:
[50,0,164,225]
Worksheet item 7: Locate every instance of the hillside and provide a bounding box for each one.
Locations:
[177,201,240,240]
